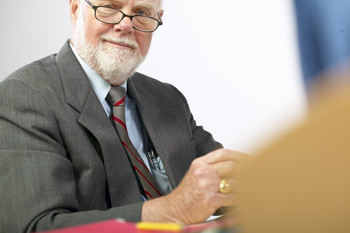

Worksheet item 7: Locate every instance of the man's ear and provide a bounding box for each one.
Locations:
[159,9,164,18]
[69,0,80,26]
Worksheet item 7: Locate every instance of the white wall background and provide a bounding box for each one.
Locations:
[0,0,307,154]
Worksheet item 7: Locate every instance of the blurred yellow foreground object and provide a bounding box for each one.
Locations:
[236,76,350,233]
[137,222,182,232]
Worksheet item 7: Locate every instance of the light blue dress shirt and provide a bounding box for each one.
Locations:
[70,44,151,170]
[70,44,172,198]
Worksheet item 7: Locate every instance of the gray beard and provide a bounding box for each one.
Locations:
[73,27,144,85]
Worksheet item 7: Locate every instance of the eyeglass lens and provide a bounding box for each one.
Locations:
[96,7,159,31]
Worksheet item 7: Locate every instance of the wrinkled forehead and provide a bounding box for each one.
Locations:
[135,0,162,10]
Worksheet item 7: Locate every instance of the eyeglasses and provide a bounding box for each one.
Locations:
[85,0,163,32]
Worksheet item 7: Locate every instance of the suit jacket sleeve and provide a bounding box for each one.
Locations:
[169,84,223,157]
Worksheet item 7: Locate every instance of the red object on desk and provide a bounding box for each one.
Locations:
[38,219,137,233]
[37,217,240,233]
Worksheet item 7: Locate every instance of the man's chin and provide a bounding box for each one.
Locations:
[102,72,133,86]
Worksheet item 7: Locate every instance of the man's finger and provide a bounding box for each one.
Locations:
[203,149,250,164]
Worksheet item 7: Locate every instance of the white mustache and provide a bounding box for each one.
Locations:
[100,35,138,50]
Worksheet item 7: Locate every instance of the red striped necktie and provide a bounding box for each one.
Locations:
[107,86,161,200]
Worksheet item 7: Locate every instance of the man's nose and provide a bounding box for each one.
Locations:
[114,16,134,33]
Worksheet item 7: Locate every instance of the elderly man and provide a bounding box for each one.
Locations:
[0,0,247,232]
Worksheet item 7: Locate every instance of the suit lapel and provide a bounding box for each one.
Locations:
[127,75,194,188]
[55,41,141,206]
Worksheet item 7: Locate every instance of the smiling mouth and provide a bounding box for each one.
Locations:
[103,39,137,50]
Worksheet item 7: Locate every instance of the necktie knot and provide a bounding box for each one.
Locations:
[107,86,126,107]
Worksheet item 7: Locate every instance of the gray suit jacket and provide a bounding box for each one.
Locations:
[0,41,221,233]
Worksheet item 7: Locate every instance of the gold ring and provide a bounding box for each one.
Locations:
[219,178,232,194]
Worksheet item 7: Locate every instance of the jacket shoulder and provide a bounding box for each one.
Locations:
[130,72,184,97]
[2,54,59,88]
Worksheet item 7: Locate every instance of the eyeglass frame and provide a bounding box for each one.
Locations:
[84,0,163,32]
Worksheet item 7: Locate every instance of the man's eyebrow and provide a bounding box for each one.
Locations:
[105,0,124,6]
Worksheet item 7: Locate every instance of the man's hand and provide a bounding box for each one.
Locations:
[142,149,249,224]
